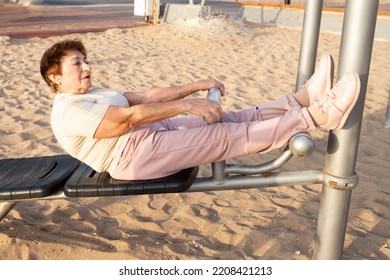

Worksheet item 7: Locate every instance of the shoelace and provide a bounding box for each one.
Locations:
[315,81,345,113]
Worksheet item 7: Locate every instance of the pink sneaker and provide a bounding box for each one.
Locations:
[319,72,360,130]
[304,54,334,106]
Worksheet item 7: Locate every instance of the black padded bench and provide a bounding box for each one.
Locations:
[0,155,199,221]
[0,155,79,201]
[64,163,199,197]
[0,155,199,201]
[0,156,199,201]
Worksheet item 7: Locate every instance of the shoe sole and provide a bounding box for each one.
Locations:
[326,55,335,93]
[309,54,334,104]
[334,72,360,130]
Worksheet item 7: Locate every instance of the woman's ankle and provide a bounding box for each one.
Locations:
[307,106,328,127]
[293,88,310,108]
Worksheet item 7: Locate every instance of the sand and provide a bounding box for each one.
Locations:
[0,17,389,260]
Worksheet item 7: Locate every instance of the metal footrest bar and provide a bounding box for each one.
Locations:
[189,169,323,193]
[225,132,315,175]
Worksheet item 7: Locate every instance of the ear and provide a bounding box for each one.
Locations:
[48,74,61,85]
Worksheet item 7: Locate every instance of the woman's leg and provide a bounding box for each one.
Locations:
[222,94,303,123]
[112,104,315,180]
[160,94,302,131]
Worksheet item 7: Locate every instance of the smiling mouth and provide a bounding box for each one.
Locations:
[82,75,91,80]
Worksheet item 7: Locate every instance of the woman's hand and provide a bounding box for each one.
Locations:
[184,98,223,124]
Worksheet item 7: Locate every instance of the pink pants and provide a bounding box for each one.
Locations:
[112,95,316,180]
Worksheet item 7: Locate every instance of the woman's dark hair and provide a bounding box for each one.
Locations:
[40,39,87,92]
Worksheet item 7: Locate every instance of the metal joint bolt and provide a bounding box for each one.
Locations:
[322,169,359,190]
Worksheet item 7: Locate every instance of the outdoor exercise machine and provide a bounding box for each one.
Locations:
[0,0,379,260]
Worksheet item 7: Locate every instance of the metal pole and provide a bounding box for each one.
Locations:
[295,0,323,91]
[313,0,379,259]
[385,92,390,128]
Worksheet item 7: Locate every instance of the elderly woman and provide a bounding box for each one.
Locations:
[40,39,359,180]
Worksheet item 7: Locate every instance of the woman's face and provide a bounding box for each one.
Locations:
[58,49,92,94]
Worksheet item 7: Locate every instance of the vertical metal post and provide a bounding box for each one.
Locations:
[385,92,390,128]
[313,0,379,259]
[295,0,323,91]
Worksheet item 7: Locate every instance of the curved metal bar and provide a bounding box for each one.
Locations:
[225,132,315,175]
[225,147,293,175]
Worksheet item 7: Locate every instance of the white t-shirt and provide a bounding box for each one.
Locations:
[51,88,133,174]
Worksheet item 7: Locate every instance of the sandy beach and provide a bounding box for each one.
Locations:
[0,16,389,260]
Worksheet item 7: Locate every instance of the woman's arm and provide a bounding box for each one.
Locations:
[123,79,225,105]
[93,98,222,139]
